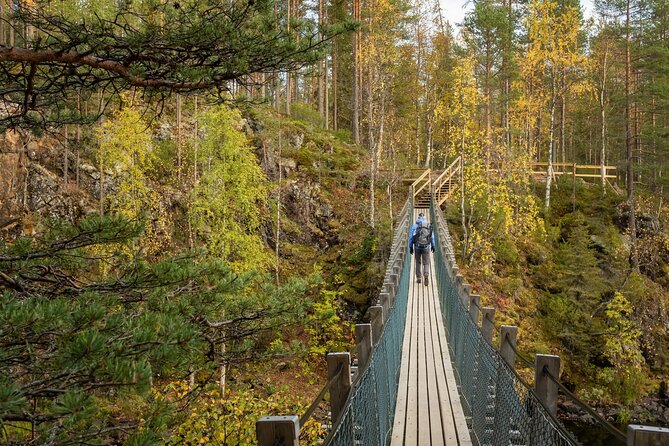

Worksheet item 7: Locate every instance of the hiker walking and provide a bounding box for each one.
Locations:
[409,212,435,286]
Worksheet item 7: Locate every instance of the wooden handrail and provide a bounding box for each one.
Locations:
[530,162,617,170]
[432,157,462,206]
[433,157,461,188]
[411,168,432,200]
[411,169,431,188]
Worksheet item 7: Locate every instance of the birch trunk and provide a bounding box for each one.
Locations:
[544,74,557,210]
[600,44,608,193]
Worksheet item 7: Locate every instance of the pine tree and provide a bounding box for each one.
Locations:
[0,0,354,130]
[0,215,309,444]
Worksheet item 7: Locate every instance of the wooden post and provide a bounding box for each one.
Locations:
[481,307,495,344]
[256,415,299,446]
[390,273,399,290]
[535,354,560,417]
[627,425,669,445]
[355,324,372,371]
[384,281,395,297]
[461,283,472,306]
[327,353,352,424]
[499,325,518,368]
[393,262,401,277]
[369,305,384,345]
[379,292,390,320]
[469,294,480,324]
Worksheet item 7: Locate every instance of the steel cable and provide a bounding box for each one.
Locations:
[300,363,343,427]
[543,366,627,444]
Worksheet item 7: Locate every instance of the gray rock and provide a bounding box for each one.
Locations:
[291,133,304,148]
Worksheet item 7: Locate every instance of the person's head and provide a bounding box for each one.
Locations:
[416,212,425,223]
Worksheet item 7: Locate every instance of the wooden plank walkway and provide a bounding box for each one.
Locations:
[390,210,472,446]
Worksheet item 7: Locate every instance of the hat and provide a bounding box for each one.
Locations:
[418,212,425,217]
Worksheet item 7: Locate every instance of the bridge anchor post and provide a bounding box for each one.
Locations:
[627,425,669,445]
[535,354,560,417]
[256,415,299,446]
[481,307,495,344]
[469,294,480,325]
[369,306,384,345]
[327,352,352,425]
[355,324,372,371]
[499,325,518,368]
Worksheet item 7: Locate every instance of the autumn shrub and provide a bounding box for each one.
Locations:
[291,102,326,128]
[161,382,326,445]
[305,286,352,358]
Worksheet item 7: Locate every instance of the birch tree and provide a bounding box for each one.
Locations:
[523,0,588,210]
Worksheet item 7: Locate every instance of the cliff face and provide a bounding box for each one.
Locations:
[0,106,382,310]
[1,131,98,236]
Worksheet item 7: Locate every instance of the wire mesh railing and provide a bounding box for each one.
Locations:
[324,201,412,446]
[430,199,583,446]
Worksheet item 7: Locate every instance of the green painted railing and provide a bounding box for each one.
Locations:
[430,199,581,446]
[325,200,412,445]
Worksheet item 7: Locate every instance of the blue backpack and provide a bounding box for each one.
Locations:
[413,222,432,249]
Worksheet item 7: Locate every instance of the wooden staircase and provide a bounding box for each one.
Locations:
[433,157,461,207]
[409,157,462,209]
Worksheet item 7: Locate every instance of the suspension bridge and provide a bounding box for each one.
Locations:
[256,162,668,446]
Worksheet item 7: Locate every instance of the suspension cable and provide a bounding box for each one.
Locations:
[504,332,536,368]
[542,366,627,444]
[299,363,343,428]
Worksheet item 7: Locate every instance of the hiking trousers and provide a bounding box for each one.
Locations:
[415,248,430,278]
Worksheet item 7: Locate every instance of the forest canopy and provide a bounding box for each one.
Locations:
[0,0,352,129]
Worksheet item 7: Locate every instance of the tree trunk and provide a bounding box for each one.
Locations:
[76,93,81,188]
[176,94,182,185]
[63,126,69,188]
[276,129,282,284]
[351,0,360,144]
[333,41,338,131]
[318,0,325,119]
[544,75,557,210]
[286,0,292,115]
[625,0,638,269]
[485,56,492,172]
[600,43,608,193]
[219,342,226,397]
[1,0,5,46]
[560,85,566,164]
[368,59,375,228]
[194,97,199,183]
[325,56,329,129]
[460,130,468,260]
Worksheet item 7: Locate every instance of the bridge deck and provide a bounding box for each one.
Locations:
[390,211,472,446]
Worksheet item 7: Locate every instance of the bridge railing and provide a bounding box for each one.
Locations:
[324,198,412,445]
[256,198,412,446]
[430,199,583,446]
[430,197,669,446]
[432,156,461,206]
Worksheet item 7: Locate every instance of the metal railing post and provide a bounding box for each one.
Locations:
[327,353,352,424]
[256,415,300,446]
[535,354,560,417]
